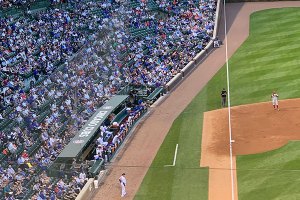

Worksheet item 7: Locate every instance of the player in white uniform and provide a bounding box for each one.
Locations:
[119,173,127,197]
[271,91,279,110]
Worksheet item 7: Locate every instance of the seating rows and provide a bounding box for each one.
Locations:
[0,1,124,199]
[0,0,217,199]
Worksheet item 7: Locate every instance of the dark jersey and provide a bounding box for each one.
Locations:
[221,90,227,98]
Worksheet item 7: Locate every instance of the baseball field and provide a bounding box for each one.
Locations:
[135,5,300,200]
[94,2,300,200]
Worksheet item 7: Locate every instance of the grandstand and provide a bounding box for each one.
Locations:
[0,0,217,199]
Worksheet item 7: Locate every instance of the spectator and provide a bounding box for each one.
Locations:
[0,0,217,199]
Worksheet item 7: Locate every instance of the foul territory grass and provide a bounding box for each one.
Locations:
[135,7,300,200]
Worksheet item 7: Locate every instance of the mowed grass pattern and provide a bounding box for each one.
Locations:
[237,142,300,200]
[135,8,300,200]
[235,8,300,200]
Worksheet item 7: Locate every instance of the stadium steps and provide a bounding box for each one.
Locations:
[90,8,104,15]
[2,107,13,118]
[37,110,51,124]
[0,119,13,131]
[57,122,69,136]
[130,0,140,8]
[22,166,46,199]
[37,98,54,116]
[0,153,7,163]
[22,189,35,200]
[147,0,159,11]
[28,140,42,156]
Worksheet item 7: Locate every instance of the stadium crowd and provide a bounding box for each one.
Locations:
[0,0,217,199]
[0,0,34,9]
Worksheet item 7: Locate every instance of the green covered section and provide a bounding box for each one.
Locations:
[135,7,300,200]
[57,95,128,160]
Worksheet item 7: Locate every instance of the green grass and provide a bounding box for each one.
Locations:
[135,7,300,200]
[134,103,209,200]
[237,141,300,200]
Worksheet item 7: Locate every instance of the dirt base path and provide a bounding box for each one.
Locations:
[93,2,300,200]
[201,108,238,200]
[201,99,300,200]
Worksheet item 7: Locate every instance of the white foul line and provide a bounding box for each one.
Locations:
[164,144,179,167]
[223,1,235,200]
[172,144,179,166]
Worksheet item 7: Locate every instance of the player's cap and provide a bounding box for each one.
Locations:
[122,173,126,175]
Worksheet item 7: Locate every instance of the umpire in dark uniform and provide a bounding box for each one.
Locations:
[221,88,227,107]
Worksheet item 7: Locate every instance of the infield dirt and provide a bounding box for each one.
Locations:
[201,99,300,200]
[93,2,300,200]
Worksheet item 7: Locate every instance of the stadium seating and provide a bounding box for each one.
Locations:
[0,0,217,198]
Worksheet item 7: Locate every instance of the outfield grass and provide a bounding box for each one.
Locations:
[135,8,300,200]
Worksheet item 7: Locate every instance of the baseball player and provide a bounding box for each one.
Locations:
[271,91,279,110]
[221,88,227,107]
[119,173,127,197]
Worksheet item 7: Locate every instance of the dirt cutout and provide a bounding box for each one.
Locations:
[201,99,300,200]
[94,2,300,200]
